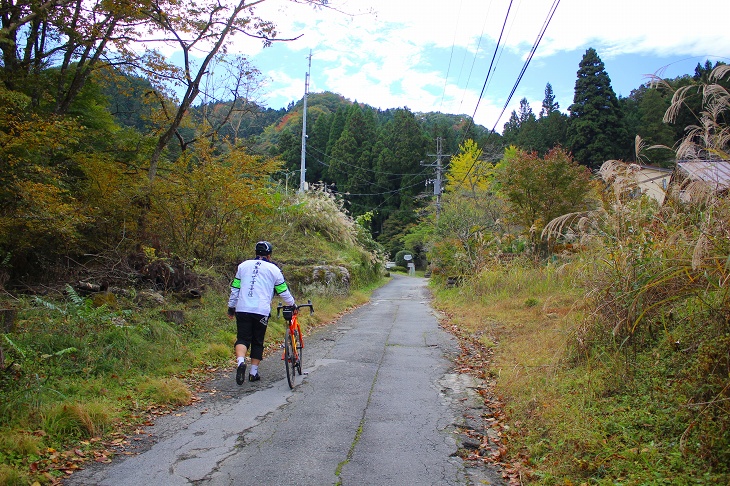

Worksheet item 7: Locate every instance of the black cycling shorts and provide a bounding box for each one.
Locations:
[234,312,269,360]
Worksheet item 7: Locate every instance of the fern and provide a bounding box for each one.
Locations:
[33,295,66,314]
[2,334,26,358]
[65,284,85,307]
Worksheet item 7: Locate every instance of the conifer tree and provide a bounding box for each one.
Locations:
[307,112,332,181]
[324,107,347,176]
[540,83,559,117]
[567,48,627,169]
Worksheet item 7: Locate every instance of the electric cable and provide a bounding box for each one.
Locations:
[458,0,494,113]
[304,149,430,197]
[306,144,430,177]
[439,0,464,111]
[456,0,561,188]
[463,0,515,139]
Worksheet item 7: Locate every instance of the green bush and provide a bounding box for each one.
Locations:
[395,250,410,268]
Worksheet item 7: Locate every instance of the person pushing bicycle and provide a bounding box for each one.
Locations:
[228,241,295,385]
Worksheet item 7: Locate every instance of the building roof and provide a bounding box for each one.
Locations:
[677,160,730,191]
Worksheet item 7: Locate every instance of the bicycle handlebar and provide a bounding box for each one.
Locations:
[277,299,314,318]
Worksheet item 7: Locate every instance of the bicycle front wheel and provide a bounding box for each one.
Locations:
[294,327,303,375]
[284,329,296,389]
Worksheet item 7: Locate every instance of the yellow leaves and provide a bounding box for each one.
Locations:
[147,144,282,260]
[0,180,88,249]
[447,139,494,192]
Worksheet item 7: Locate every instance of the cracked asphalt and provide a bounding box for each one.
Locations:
[64,275,505,486]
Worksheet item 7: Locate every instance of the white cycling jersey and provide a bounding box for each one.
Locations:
[228,258,295,317]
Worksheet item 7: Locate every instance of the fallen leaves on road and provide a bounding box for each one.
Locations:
[442,320,530,485]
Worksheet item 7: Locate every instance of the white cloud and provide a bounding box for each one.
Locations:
[232,0,730,127]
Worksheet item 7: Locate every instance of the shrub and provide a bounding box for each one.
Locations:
[394,250,410,268]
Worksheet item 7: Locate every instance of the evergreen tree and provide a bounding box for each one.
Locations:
[502,110,521,146]
[325,107,347,157]
[307,112,332,181]
[637,88,675,166]
[535,111,568,155]
[348,140,374,213]
[276,128,301,172]
[344,102,377,147]
[338,103,378,212]
[387,108,430,200]
[502,98,542,152]
[328,128,357,189]
[567,48,628,169]
[540,83,559,117]
[517,98,536,124]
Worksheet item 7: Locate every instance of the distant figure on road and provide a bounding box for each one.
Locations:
[228,241,295,385]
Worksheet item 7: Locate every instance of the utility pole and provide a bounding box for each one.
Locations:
[422,137,450,219]
[298,50,312,194]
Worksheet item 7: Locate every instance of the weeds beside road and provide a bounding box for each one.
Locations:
[0,281,379,485]
[432,259,730,485]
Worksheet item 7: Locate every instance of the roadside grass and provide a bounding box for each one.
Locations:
[0,276,389,484]
[431,259,730,484]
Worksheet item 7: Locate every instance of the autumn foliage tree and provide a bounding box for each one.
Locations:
[149,143,281,263]
[445,139,493,192]
[422,139,506,275]
[0,0,328,285]
[0,87,89,263]
[497,146,593,248]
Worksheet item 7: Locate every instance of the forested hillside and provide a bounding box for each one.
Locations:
[1,1,725,287]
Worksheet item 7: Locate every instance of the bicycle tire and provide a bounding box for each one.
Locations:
[294,326,303,375]
[284,329,295,389]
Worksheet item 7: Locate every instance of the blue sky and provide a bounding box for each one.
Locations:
[199,0,729,132]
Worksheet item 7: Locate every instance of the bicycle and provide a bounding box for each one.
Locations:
[277,300,314,389]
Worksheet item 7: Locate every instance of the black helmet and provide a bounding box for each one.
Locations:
[255,241,273,256]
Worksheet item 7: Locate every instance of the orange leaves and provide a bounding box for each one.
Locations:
[498,146,593,239]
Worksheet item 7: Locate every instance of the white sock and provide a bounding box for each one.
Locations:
[237,357,245,366]
[250,364,258,375]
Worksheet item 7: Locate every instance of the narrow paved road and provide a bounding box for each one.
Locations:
[66,275,504,485]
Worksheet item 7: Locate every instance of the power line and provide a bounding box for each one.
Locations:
[458,0,495,113]
[457,0,561,188]
[306,145,429,177]
[439,0,464,111]
[337,178,429,197]
[489,0,561,134]
[303,149,430,196]
[462,0,515,140]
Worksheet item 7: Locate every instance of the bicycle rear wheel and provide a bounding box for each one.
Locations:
[284,329,296,389]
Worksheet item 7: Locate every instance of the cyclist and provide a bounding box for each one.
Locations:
[228,241,295,385]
